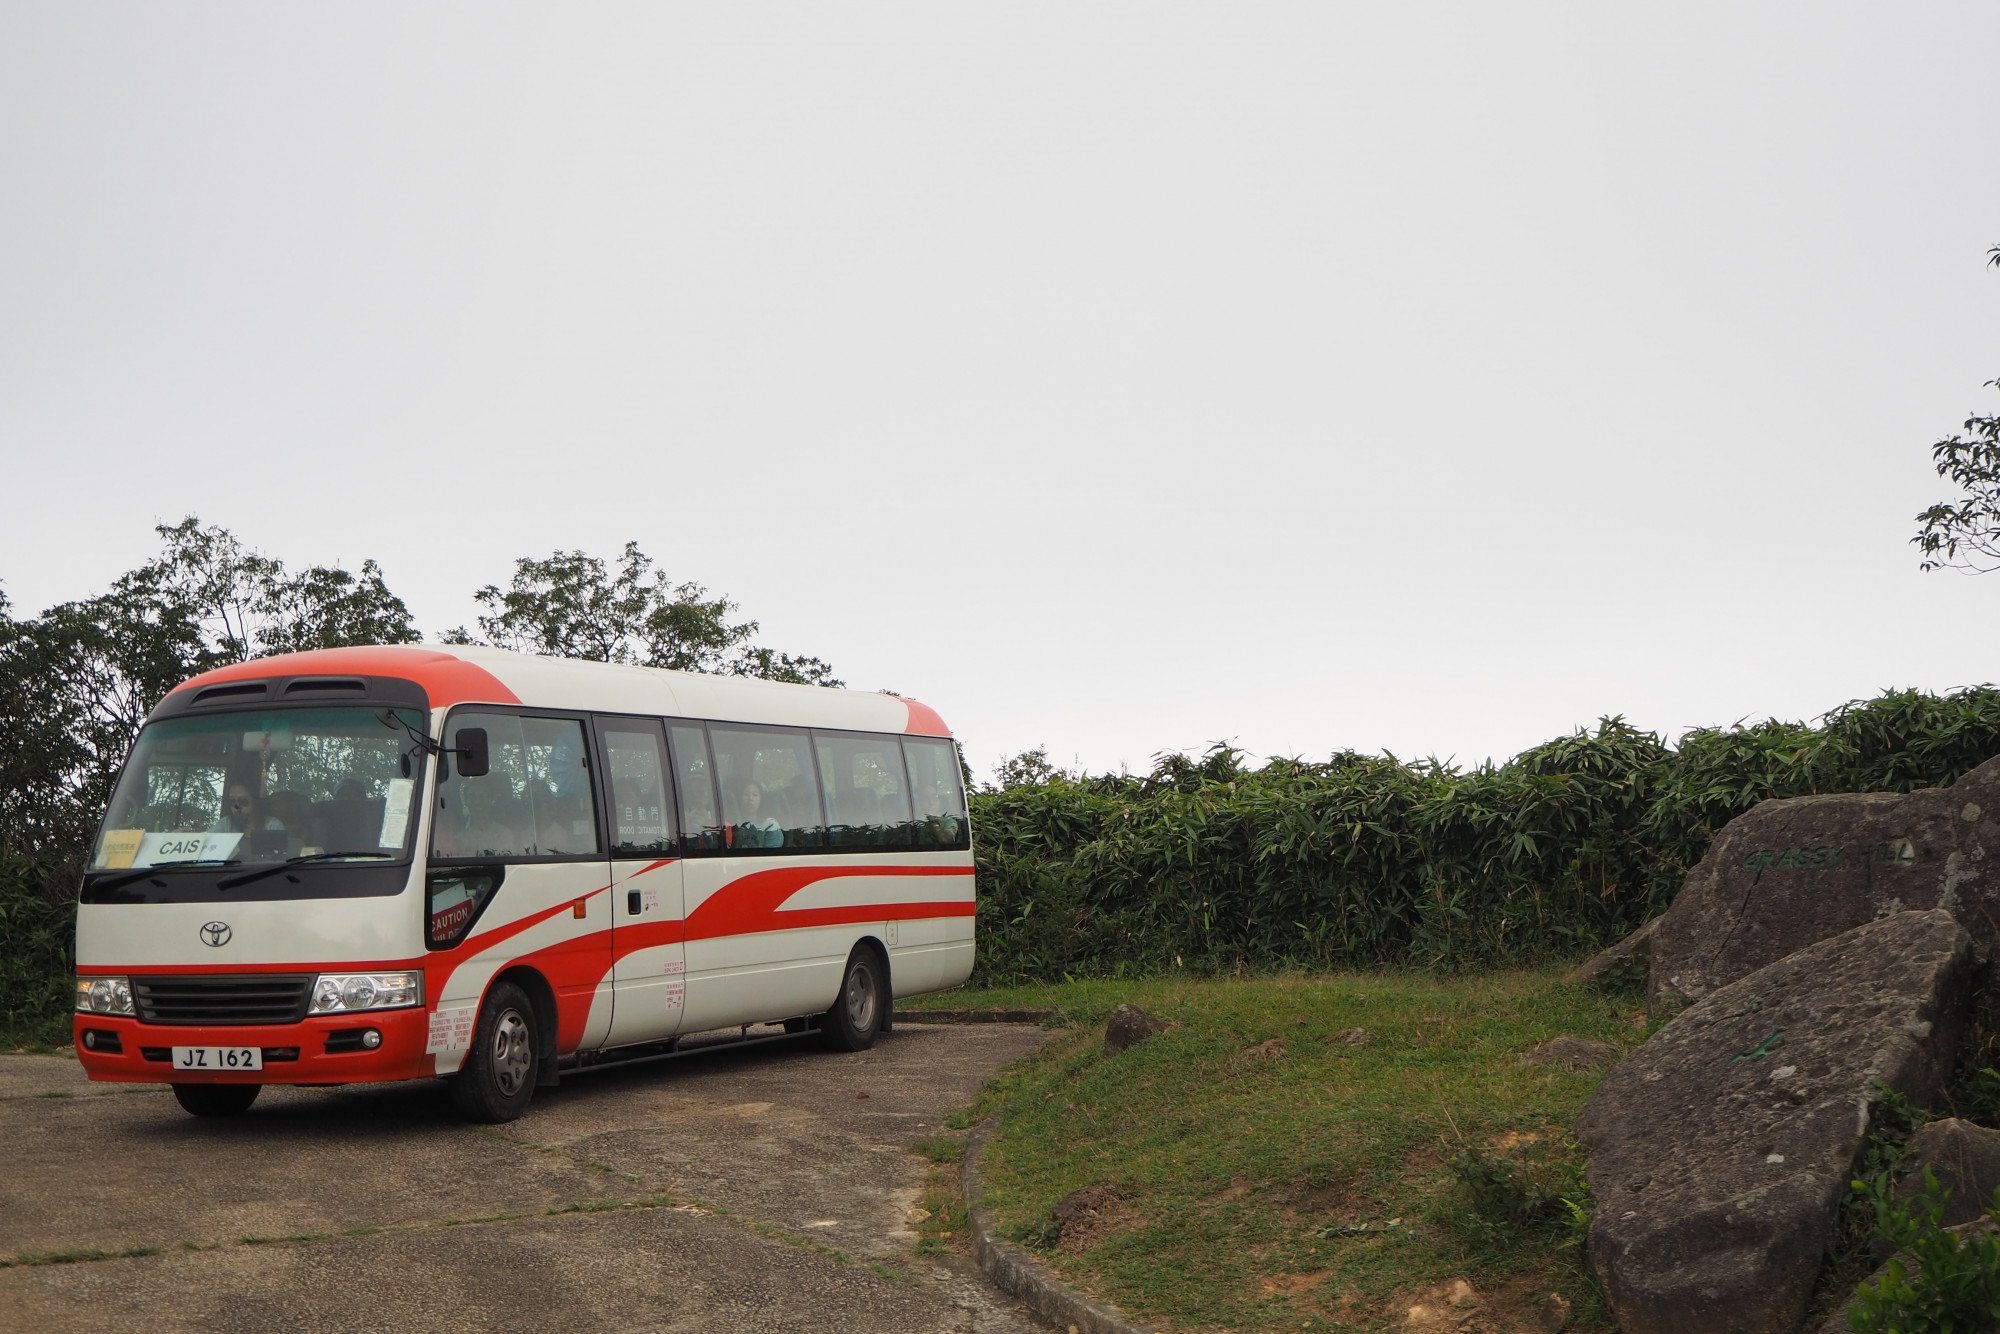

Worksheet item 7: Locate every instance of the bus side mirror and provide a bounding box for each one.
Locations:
[455,728,490,779]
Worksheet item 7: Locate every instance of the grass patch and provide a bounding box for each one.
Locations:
[960,967,1642,1333]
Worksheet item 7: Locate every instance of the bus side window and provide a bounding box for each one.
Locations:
[600,721,675,855]
[814,731,916,849]
[435,713,599,860]
[708,724,826,852]
[668,723,723,855]
[436,713,530,858]
[904,736,969,849]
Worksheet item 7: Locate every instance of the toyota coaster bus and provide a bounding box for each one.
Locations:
[72,644,975,1122]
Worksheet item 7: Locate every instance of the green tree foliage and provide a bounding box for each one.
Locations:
[0,519,421,860]
[137,517,420,660]
[1913,246,2000,573]
[967,690,2000,984]
[456,541,841,686]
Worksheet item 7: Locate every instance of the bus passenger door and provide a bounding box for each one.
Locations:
[596,718,688,1049]
[431,711,613,1068]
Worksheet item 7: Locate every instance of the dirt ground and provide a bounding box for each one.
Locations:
[0,1023,1059,1334]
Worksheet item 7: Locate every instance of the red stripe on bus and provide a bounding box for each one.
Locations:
[681,864,971,943]
[166,646,522,709]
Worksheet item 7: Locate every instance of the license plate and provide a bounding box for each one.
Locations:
[170,1045,262,1072]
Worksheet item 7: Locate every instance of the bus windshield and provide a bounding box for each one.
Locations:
[90,707,430,871]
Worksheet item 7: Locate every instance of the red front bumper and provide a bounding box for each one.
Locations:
[73,1007,432,1084]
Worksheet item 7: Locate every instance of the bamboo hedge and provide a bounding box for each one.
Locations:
[964,687,2000,983]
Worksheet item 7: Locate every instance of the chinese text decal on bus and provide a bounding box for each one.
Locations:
[72,645,975,1122]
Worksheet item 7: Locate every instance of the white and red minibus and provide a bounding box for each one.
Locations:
[72,645,975,1121]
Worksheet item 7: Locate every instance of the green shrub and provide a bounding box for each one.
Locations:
[0,853,78,1047]
[969,688,2000,983]
[1441,1137,1592,1251]
[1848,1170,2000,1333]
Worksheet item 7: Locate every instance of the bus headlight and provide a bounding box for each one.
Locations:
[75,976,135,1016]
[311,972,423,1014]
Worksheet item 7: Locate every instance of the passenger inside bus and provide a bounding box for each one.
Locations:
[211,784,285,835]
[534,790,595,855]
[436,781,518,857]
[734,781,784,848]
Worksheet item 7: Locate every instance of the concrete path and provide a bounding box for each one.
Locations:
[0,1024,1058,1333]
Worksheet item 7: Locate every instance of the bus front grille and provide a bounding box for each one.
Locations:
[132,975,314,1026]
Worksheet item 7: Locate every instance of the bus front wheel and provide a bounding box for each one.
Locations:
[819,947,885,1052]
[450,981,539,1123]
[172,1083,261,1117]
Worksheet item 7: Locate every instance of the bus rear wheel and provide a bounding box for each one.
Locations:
[172,1083,261,1117]
[819,946,885,1052]
[450,981,539,1123]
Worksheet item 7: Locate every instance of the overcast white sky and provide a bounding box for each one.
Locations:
[4,4,1999,779]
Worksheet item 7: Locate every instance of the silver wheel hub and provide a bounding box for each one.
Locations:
[843,960,877,1033]
[490,1009,533,1096]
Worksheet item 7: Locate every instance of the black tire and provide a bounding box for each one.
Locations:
[818,946,885,1052]
[450,981,539,1123]
[172,1082,261,1117]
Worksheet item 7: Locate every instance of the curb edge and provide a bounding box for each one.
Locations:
[961,1120,1153,1334]
[894,1009,1059,1025]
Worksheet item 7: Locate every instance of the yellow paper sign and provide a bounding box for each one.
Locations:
[98,830,144,870]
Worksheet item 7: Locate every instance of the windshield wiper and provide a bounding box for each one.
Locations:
[91,858,242,893]
[215,851,395,891]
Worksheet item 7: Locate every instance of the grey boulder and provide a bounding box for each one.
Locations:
[1890,1118,2000,1235]
[1650,755,2000,1006]
[1570,917,1659,989]
[1525,1036,1620,1070]
[1576,909,1976,1334]
[1103,1004,1172,1054]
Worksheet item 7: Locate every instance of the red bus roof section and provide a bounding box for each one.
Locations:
[167,645,956,735]
[166,646,522,709]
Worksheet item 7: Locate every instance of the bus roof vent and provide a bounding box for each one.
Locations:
[282,678,367,697]
[190,682,270,705]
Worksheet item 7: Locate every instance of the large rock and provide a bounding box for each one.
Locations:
[1576,909,1976,1334]
[1651,755,2000,1006]
[1103,1004,1172,1054]
[1894,1118,2000,1230]
[1571,916,1659,989]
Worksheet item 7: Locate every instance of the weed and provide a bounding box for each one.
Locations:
[1007,1214,1064,1250]
[916,1135,967,1164]
[1440,1137,1591,1251]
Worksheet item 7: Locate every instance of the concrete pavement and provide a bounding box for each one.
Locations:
[0,1023,1058,1333]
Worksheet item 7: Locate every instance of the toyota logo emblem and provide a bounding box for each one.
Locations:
[199,921,233,948]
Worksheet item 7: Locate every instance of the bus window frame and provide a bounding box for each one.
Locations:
[429,706,608,867]
[809,725,921,850]
[588,713,680,859]
[704,719,830,856]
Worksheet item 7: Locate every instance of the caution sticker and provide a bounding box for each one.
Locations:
[426,1006,476,1054]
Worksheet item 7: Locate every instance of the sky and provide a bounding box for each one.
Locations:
[3,4,1999,781]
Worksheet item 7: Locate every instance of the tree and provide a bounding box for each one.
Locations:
[0,522,421,859]
[135,517,419,660]
[459,542,842,686]
[1913,247,2000,573]
[994,746,1063,789]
